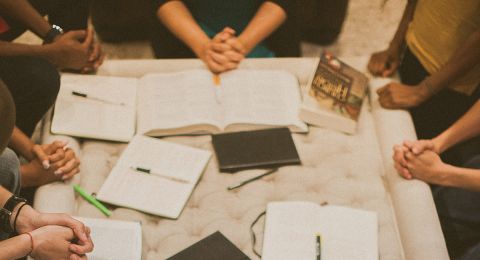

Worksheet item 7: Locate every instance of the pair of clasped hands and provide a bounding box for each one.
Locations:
[198,27,247,74]
[24,140,80,186]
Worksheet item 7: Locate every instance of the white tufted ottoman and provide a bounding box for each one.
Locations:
[34,58,449,260]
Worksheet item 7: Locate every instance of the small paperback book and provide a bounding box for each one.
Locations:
[300,52,369,134]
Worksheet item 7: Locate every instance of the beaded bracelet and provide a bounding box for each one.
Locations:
[25,232,34,256]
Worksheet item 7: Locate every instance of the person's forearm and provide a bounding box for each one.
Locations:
[0,0,51,38]
[238,1,286,54]
[0,41,55,60]
[443,165,480,192]
[424,30,480,93]
[156,1,210,58]
[0,185,12,208]
[433,101,480,153]
[0,234,32,260]
[8,127,35,161]
[388,0,417,53]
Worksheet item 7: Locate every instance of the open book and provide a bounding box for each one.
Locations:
[51,69,308,142]
[262,201,378,260]
[96,135,211,219]
[74,217,142,260]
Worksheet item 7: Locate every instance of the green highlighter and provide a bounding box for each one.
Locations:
[73,184,112,217]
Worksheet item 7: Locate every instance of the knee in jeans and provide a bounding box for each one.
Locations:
[463,155,480,169]
[25,57,60,105]
[0,149,20,192]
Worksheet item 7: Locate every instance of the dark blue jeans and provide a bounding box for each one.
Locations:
[433,155,480,259]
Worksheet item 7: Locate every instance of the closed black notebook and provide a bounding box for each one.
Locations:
[211,127,301,172]
[167,231,250,260]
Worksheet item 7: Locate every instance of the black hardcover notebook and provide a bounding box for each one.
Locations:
[167,231,250,260]
[211,127,301,172]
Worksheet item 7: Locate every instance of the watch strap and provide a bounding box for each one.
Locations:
[4,195,27,212]
[43,24,64,44]
[0,208,13,233]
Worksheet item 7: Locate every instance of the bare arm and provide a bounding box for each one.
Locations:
[0,0,51,38]
[368,0,417,76]
[433,100,480,153]
[0,234,32,260]
[8,127,35,161]
[156,1,210,58]
[238,1,287,54]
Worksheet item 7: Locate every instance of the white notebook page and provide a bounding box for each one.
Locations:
[97,135,211,219]
[51,75,137,142]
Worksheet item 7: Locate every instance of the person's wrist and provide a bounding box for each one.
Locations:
[237,35,252,54]
[431,137,445,154]
[441,164,461,187]
[13,205,39,234]
[19,233,34,258]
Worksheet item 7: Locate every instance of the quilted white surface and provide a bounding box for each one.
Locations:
[34,58,448,260]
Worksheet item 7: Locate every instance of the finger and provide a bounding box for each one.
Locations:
[58,158,80,175]
[211,42,233,53]
[89,42,101,62]
[405,151,414,160]
[33,145,50,169]
[94,52,105,69]
[62,167,80,181]
[208,50,230,65]
[226,38,246,54]
[382,62,398,77]
[205,54,227,73]
[223,50,244,63]
[376,85,388,95]
[82,28,94,48]
[222,27,236,35]
[66,30,87,41]
[401,167,413,179]
[69,254,81,260]
[48,148,67,163]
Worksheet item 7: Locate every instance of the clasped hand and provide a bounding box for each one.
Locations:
[392,139,450,185]
[26,140,80,185]
[46,27,104,73]
[200,27,247,74]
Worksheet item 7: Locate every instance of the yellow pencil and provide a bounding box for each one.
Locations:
[212,74,222,103]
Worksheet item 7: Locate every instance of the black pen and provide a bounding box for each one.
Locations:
[71,91,126,106]
[316,233,322,260]
[227,168,278,191]
[130,166,190,184]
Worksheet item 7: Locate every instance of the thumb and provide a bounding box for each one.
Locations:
[382,62,398,77]
[32,145,50,169]
[65,30,87,41]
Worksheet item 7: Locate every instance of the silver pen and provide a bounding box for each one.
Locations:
[72,91,126,106]
[130,166,190,184]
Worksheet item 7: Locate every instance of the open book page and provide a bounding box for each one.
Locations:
[74,217,142,260]
[220,70,308,133]
[137,70,223,136]
[262,202,319,260]
[97,135,211,219]
[51,75,137,142]
[317,205,378,260]
[262,202,378,260]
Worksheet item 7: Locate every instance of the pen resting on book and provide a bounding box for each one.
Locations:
[72,91,126,106]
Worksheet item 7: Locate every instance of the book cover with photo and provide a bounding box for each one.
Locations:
[300,52,369,134]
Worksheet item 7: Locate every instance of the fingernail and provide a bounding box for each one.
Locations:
[42,160,50,170]
[54,169,63,175]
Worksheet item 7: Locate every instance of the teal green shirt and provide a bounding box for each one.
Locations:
[181,0,276,57]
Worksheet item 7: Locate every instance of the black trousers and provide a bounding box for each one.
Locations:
[0,0,89,41]
[150,14,300,58]
[433,155,480,259]
[399,48,480,166]
[0,56,60,137]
